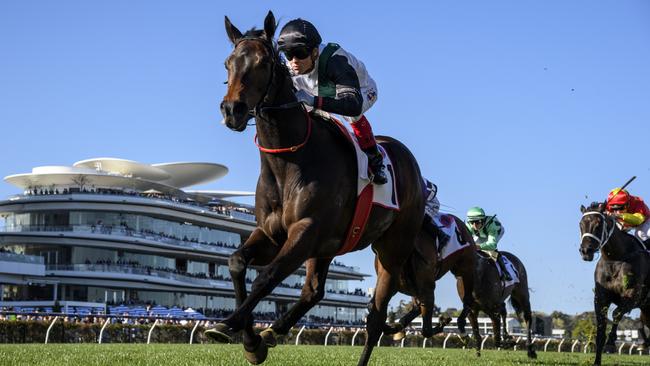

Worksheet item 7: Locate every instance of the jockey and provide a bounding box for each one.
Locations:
[465,207,512,281]
[277,18,388,185]
[606,188,650,249]
[422,179,450,248]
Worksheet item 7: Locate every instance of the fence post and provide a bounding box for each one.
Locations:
[147,319,160,344]
[98,318,110,344]
[628,344,636,355]
[558,338,565,352]
[513,336,522,351]
[295,325,306,346]
[377,332,383,347]
[189,321,201,344]
[618,342,626,355]
[351,328,361,346]
[422,336,428,349]
[400,331,408,348]
[443,333,453,349]
[571,339,580,353]
[481,335,489,350]
[324,327,334,346]
[583,341,591,353]
[45,316,59,344]
[544,338,552,352]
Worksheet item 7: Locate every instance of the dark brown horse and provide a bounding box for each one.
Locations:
[207,12,425,365]
[456,250,537,358]
[382,214,476,345]
[579,203,650,366]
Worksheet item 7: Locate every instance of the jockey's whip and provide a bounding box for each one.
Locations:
[603,176,636,207]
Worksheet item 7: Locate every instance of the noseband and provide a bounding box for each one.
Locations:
[581,211,615,251]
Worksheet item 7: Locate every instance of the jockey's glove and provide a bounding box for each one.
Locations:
[295,90,315,106]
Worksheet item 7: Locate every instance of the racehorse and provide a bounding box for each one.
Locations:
[579,202,650,366]
[456,250,537,359]
[208,11,426,365]
[382,214,477,348]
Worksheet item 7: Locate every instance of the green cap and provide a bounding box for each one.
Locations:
[466,207,486,222]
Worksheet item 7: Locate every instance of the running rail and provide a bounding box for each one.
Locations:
[98,318,110,344]
[351,328,361,346]
[44,316,59,344]
[324,327,334,346]
[377,332,383,346]
[147,319,160,344]
[571,339,580,353]
[189,321,201,344]
[295,325,306,345]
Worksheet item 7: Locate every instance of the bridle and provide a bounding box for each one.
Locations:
[581,211,615,252]
[230,36,311,154]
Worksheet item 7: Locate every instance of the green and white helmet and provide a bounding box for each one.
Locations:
[466,207,486,222]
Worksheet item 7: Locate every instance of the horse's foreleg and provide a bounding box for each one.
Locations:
[467,308,482,357]
[593,293,609,366]
[638,307,650,351]
[384,299,419,339]
[265,257,332,338]
[456,305,469,335]
[225,219,317,331]
[491,314,501,349]
[500,303,510,341]
[605,306,625,353]
[358,262,397,366]
[510,282,537,359]
[206,229,278,346]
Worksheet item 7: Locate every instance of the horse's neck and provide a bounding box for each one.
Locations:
[601,228,642,261]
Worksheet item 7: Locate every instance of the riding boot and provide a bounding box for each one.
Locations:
[423,215,450,252]
[351,116,388,185]
[497,253,513,281]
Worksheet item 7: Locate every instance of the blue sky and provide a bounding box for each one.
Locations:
[1,1,649,315]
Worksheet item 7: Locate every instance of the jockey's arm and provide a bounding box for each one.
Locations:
[480,222,501,251]
[316,55,363,116]
[619,212,646,227]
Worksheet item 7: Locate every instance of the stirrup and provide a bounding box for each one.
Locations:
[370,167,388,185]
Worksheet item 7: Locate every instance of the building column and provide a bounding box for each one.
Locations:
[53,283,58,301]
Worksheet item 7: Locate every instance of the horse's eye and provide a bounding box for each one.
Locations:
[223,81,228,85]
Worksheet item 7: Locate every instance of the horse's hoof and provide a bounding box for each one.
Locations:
[604,344,616,354]
[392,331,406,341]
[205,323,233,343]
[244,336,269,365]
[528,349,538,359]
[439,313,452,326]
[383,322,403,335]
[260,328,277,348]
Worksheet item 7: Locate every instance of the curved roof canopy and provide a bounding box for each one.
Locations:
[4,158,232,196]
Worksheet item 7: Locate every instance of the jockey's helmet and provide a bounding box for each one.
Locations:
[466,207,486,222]
[608,188,630,210]
[278,19,322,51]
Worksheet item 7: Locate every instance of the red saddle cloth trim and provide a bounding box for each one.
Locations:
[337,182,374,256]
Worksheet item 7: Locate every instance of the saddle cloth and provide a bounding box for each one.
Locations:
[430,213,470,260]
[496,255,520,288]
[328,117,399,210]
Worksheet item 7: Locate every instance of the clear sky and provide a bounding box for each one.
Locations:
[1,1,649,315]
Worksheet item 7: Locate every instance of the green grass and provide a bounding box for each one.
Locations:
[0,344,647,366]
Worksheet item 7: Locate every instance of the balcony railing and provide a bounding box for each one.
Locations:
[0,225,238,255]
[0,251,45,265]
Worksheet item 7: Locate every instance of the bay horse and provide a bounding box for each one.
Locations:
[207,11,425,365]
[456,250,537,358]
[579,202,650,366]
[382,215,477,347]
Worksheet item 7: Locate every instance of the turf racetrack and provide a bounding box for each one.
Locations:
[0,344,647,366]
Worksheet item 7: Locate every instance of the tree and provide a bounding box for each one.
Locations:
[571,312,596,341]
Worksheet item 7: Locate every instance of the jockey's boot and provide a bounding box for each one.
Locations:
[423,215,450,251]
[497,253,513,281]
[351,115,388,185]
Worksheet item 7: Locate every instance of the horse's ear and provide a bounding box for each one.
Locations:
[580,205,586,213]
[263,11,276,41]
[597,203,605,212]
[225,16,243,45]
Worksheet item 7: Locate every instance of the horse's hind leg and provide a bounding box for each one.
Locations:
[604,306,625,353]
[500,303,513,346]
[262,257,332,346]
[510,284,537,359]
[386,299,419,340]
[357,256,399,366]
[467,308,482,357]
[491,313,502,349]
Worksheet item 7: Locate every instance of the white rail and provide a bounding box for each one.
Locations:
[558,338,565,352]
[98,318,110,344]
[295,325,306,346]
[571,339,580,353]
[324,327,334,346]
[189,321,201,344]
[544,338,552,352]
[44,316,59,344]
[147,319,160,344]
[351,328,361,346]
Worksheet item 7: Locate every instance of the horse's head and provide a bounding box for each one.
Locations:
[579,202,614,261]
[221,11,278,132]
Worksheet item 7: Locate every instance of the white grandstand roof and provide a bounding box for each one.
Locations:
[3,158,244,198]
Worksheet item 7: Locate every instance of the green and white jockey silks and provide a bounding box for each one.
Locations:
[465,214,505,252]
